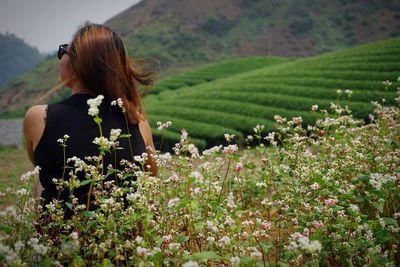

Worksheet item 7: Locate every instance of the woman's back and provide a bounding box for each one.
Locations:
[34,93,146,207]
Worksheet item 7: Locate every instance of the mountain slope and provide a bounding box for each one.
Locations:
[0,33,44,88]
[145,37,400,150]
[1,0,400,115]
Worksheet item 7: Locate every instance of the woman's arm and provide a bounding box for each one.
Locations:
[138,119,158,176]
[23,105,46,197]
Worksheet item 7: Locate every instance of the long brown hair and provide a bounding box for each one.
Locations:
[69,23,157,124]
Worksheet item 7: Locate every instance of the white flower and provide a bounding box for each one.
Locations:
[93,136,114,150]
[167,197,180,208]
[20,166,41,182]
[111,98,124,108]
[202,145,222,156]
[136,246,149,257]
[310,182,320,190]
[218,236,230,246]
[230,256,240,266]
[223,144,238,155]
[224,133,235,142]
[156,121,172,130]
[253,124,264,133]
[250,249,262,260]
[109,128,121,142]
[87,95,104,117]
[345,89,353,96]
[336,89,343,95]
[311,104,318,111]
[182,260,199,267]
[135,236,143,244]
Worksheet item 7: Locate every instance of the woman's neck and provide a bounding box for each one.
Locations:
[70,81,92,95]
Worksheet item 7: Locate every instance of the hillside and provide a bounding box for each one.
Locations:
[1,0,400,115]
[0,33,44,88]
[145,37,400,150]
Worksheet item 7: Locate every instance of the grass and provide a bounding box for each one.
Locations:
[0,147,32,206]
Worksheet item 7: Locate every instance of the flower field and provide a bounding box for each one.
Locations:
[146,38,400,150]
[0,87,399,265]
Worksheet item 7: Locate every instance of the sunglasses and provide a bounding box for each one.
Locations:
[57,44,69,60]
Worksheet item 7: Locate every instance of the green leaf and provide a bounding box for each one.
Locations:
[0,224,12,234]
[80,179,93,186]
[177,235,189,243]
[81,211,96,218]
[383,217,398,227]
[38,259,53,267]
[372,201,384,213]
[357,175,370,182]
[65,202,73,210]
[119,134,131,138]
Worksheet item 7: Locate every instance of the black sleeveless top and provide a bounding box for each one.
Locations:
[34,93,146,209]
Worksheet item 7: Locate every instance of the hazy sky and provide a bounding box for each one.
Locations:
[0,0,142,53]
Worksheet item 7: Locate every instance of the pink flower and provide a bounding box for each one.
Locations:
[324,198,337,206]
[312,220,324,229]
[235,163,243,172]
[310,183,320,190]
[223,144,238,155]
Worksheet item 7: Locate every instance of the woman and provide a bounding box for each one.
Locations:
[23,23,157,213]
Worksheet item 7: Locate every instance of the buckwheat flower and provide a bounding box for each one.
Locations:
[246,135,254,141]
[292,116,303,125]
[230,256,241,266]
[261,221,272,230]
[223,144,238,155]
[135,236,143,244]
[207,236,215,242]
[336,89,343,95]
[134,155,145,163]
[250,249,262,260]
[349,204,359,213]
[218,236,230,246]
[188,144,199,158]
[235,162,243,172]
[136,246,149,257]
[382,80,392,87]
[93,136,113,150]
[20,166,41,182]
[182,260,199,267]
[253,124,264,133]
[109,128,121,142]
[167,197,180,208]
[111,98,124,108]
[180,129,188,142]
[168,242,180,250]
[87,95,104,117]
[156,120,172,130]
[189,171,203,180]
[311,104,318,111]
[345,89,353,96]
[394,213,400,219]
[202,145,223,156]
[226,192,236,209]
[16,188,28,196]
[324,198,337,206]
[310,182,320,190]
[224,133,235,142]
[312,220,324,229]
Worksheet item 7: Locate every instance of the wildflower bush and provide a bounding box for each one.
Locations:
[0,87,399,266]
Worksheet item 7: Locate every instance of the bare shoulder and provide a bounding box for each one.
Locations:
[24,105,47,123]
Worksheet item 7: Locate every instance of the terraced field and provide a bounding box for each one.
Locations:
[145,38,400,150]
